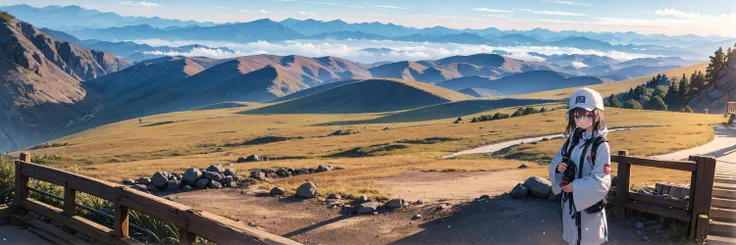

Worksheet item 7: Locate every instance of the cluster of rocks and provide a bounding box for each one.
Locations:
[328,129,359,136]
[636,183,689,201]
[249,164,335,182]
[122,164,241,192]
[269,182,410,215]
[236,154,268,163]
[509,176,561,202]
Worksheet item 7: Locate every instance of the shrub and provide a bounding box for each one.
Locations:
[0,11,14,23]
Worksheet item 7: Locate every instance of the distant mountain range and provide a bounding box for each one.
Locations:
[1,4,729,49]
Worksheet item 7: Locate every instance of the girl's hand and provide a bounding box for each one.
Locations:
[556,162,567,172]
[561,182,573,193]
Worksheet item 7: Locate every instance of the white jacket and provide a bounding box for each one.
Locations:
[548,127,612,245]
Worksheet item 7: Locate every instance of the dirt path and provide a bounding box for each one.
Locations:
[650,125,736,163]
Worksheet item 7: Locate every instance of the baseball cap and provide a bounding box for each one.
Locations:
[568,87,604,112]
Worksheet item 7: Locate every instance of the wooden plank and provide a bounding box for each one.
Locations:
[178,227,196,245]
[616,151,630,208]
[21,162,119,201]
[184,209,303,245]
[695,214,709,242]
[64,186,77,217]
[627,192,689,210]
[621,156,697,172]
[10,213,92,245]
[625,202,691,222]
[690,157,717,238]
[14,161,28,214]
[21,198,140,245]
[20,152,30,162]
[114,202,129,238]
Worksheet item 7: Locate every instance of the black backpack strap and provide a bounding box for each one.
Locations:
[590,136,608,167]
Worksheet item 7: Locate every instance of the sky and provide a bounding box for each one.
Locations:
[3,0,736,37]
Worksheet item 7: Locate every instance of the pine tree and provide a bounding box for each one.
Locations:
[634,85,647,98]
[677,74,689,109]
[706,47,727,86]
[646,95,667,111]
[688,70,706,100]
[608,93,621,108]
[623,99,643,110]
[626,88,636,101]
[665,82,678,110]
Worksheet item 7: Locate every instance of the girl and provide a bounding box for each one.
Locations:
[548,87,612,245]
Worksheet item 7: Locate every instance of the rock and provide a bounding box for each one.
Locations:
[385,199,405,209]
[357,202,380,214]
[357,195,370,203]
[122,178,135,185]
[229,182,238,188]
[642,236,649,241]
[316,165,333,172]
[296,182,317,198]
[327,194,341,200]
[240,155,260,162]
[548,192,560,202]
[635,230,642,236]
[224,168,237,176]
[137,177,151,185]
[479,195,491,200]
[166,197,175,201]
[220,176,233,185]
[415,200,424,204]
[133,184,148,191]
[524,176,552,198]
[635,222,644,229]
[510,183,529,199]
[152,172,169,190]
[183,168,202,186]
[270,187,286,196]
[182,185,192,191]
[383,127,390,130]
[276,169,291,178]
[207,180,223,189]
[412,214,422,220]
[437,204,449,210]
[195,178,209,189]
[203,171,223,182]
[206,164,225,173]
[250,171,266,181]
[518,164,527,169]
[166,180,182,190]
[295,168,310,175]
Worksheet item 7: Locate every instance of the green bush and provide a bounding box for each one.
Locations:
[0,11,14,23]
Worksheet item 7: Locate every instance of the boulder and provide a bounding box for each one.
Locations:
[524,176,552,198]
[270,187,286,196]
[220,176,233,185]
[357,202,380,214]
[327,194,341,200]
[510,183,529,199]
[276,169,291,178]
[122,178,135,185]
[296,182,317,198]
[412,214,422,220]
[316,165,333,172]
[206,164,225,173]
[385,199,405,209]
[137,177,151,185]
[182,185,193,191]
[166,180,182,191]
[224,168,237,176]
[194,178,209,189]
[241,155,260,162]
[518,164,527,169]
[207,180,223,189]
[437,204,449,210]
[250,171,265,181]
[183,168,202,186]
[203,171,223,182]
[133,184,148,191]
[479,195,491,200]
[357,195,370,203]
[152,172,169,190]
[228,182,238,188]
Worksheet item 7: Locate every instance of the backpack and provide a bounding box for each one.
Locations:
[560,129,608,214]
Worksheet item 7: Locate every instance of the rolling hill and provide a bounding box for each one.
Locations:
[244,78,472,114]
[436,70,605,95]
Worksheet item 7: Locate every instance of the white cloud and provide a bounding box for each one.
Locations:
[121,1,162,7]
[143,47,243,58]
[570,61,588,68]
[240,10,251,13]
[371,5,406,9]
[130,38,658,64]
[471,7,513,13]
[483,14,508,18]
[520,9,586,16]
[653,9,701,18]
[298,11,316,16]
[304,1,362,8]
[553,1,591,6]
[260,9,269,14]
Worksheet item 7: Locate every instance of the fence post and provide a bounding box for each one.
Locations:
[114,202,129,238]
[689,156,716,238]
[14,153,30,214]
[616,150,630,208]
[179,227,196,245]
[64,186,76,216]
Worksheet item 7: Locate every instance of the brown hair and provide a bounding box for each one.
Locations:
[564,107,607,138]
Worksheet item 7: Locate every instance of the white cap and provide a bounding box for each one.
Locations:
[568,87,604,112]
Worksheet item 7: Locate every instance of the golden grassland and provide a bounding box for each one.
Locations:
[18,101,727,199]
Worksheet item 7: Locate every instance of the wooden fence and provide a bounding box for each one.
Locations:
[612,150,716,241]
[728,102,736,115]
[13,152,302,245]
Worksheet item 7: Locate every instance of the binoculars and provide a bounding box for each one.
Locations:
[559,158,577,187]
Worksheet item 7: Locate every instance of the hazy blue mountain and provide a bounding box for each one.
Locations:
[39,28,82,44]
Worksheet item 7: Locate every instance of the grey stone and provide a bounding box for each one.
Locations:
[137,177,151,185]
[357,202,380,214]
[166,180,182,190]
[296,182,317,198]
[412,214,422,220]
[224,168,237,176]
[510,183,529,199]
[220,176,233,185]
[203,171,223,181]
[166,197,175,201]
[206,164,225,173]
[122,178,135,185]
[207,180,223,189]
[228,182,238,188]
[270,187,286,196]
[316,164,333,172]
[635,222,644,229]
[133,184,148,191]
[357,195,370,203]
[518,164,528,169]
[250,171,265,181]
[183,168,202,186]
[437,204,449,210]
[327,194,341,200]
[479,195,491,200]
[182,185,192,191]
[635,230,642,236]
[195,178,209,189]
[152,172,169,190]
[385,199,405,209]
[524,176,552,198]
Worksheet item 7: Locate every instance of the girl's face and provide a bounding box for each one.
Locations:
[573,110,594,129]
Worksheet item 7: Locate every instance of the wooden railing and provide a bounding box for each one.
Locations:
[13,152,301,245]
[728,102,735,115]
[612,150,716,241]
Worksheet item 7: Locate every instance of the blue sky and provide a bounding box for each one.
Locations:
[4,0,736,36]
